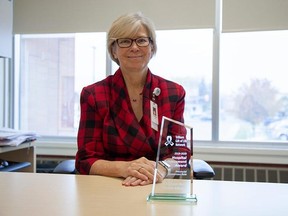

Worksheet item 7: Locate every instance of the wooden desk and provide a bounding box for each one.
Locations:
[0,142,35,172]
[0,172,287,216]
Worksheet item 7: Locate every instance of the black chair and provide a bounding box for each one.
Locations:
[53,159,215,179]
[192,159,215,179]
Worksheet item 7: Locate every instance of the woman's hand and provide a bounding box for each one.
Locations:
[122,176,152,186]
[122,157,167,186]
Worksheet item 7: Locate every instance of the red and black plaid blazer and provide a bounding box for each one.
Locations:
[76,68,185,174]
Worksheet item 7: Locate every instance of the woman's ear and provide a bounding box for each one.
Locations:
[150,45,154,58]
[112,46,118,59]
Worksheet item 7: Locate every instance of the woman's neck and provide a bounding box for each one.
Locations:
[121,68,147,91]
[121,69,147,122]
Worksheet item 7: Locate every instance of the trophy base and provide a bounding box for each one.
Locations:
[147,193,197,202]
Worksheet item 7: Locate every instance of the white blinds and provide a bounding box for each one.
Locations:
[13,0,214,33]
[13,0,288,34]
[223,0,288,32]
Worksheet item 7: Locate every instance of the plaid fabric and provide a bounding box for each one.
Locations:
[76,68,185,174]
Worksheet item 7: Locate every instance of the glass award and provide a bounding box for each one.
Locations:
[147,116,197,202]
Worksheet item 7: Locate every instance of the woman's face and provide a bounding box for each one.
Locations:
[112,25,153,73]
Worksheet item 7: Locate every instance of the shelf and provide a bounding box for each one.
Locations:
[0,161,31,172]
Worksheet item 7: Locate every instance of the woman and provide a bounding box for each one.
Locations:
[76,12,186,186]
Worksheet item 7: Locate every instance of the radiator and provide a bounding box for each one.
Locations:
[211,163,288,183]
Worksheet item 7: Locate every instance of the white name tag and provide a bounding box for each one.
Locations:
[150,100,158,131]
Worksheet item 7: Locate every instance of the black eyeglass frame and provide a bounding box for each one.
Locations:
[114,37,152,48]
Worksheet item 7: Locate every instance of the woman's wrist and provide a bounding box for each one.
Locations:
[159,161,170,178]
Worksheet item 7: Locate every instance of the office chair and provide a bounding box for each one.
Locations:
[53,159,215,179]
[53,159,76,174]
[192,159,215,179]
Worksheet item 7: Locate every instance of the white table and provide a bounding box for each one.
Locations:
[0,172,287,216]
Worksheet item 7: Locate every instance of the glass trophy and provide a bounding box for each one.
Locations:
[147,116,197,202]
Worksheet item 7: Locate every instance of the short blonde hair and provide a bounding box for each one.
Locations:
[107,12,157,65]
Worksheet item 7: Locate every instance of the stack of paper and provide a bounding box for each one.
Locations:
[0,128,38,147]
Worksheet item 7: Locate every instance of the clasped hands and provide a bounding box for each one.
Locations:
[122,157,166,186]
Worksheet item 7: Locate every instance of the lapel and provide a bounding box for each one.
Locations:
[109,69,159,156]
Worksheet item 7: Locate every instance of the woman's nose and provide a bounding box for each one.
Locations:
[130,41,140,50]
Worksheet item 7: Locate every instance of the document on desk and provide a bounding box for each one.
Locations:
[0,128,38,146]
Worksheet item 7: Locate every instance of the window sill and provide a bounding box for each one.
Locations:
[35,138,288,165]
[195,141,288,165]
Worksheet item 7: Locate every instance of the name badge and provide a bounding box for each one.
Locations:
[150,100,158,131]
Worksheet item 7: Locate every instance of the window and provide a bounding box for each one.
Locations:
[0,58,6,127]
[149,29,213,140]
[14,33,106,136]
[16,29,213,140]
[0,57,11,128]
[112,29,213,140]
[220,30,288,141]
[13,29,288,143]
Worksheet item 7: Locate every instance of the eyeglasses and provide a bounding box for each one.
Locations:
[115,37,151,48]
